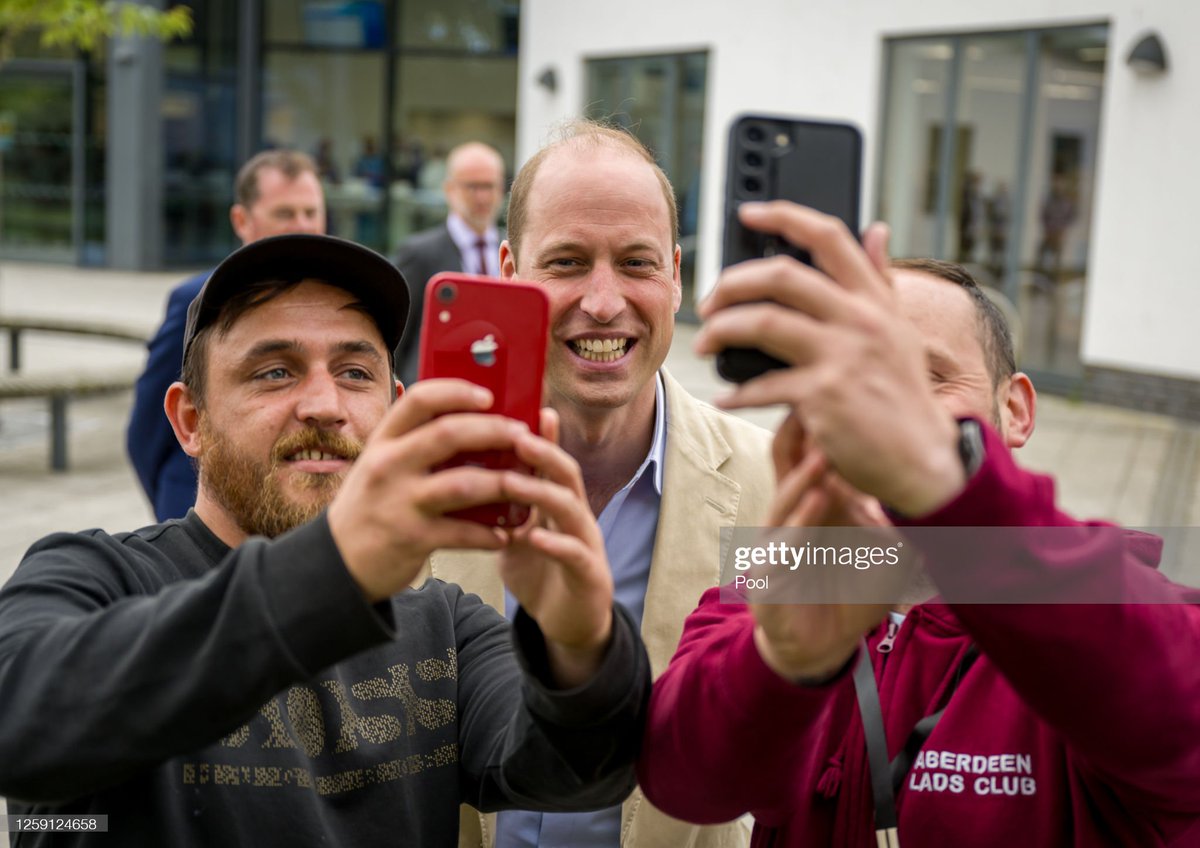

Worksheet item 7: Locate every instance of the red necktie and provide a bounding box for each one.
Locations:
[475,238,490,277]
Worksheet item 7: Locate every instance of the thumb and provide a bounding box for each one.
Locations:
[539,407,560,444]
[862,222,892,282]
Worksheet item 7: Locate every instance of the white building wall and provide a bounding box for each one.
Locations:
[519,0,1200,381]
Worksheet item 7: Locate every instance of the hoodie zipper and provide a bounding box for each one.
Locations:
[877,619,899,654]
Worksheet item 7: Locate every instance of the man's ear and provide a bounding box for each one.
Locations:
[672,243,683,312]
[165,382,203,459]
[229,204,251,244]
[499,239,517,279]
[999,372,1036,449]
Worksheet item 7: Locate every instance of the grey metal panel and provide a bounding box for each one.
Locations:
[105,3,165,270]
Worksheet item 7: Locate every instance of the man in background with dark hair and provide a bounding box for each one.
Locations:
[127,149,327,521]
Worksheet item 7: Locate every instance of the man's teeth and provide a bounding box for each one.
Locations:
[290,450,341,462]
[572,338,629,362]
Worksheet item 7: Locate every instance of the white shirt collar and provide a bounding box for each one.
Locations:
[445,212,498,251]
[645,372,667,495]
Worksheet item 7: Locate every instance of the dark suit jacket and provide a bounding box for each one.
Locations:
[393,223,504,386]
[127,269,210,521]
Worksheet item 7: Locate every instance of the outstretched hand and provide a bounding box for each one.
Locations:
[751,411,894,682]
[696,202,966,517]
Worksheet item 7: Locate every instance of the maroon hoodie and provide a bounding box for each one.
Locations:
[639,422,1200,846]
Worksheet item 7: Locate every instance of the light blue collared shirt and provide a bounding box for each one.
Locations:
[445,212,500,277]
[496,374,667,848]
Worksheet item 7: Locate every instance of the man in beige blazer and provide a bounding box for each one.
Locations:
[432,121,774,847]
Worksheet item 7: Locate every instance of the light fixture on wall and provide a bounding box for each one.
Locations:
[1126,32,1168,75]
[536,67,558,93]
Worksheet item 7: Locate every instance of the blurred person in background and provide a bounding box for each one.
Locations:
[392,141,507,386]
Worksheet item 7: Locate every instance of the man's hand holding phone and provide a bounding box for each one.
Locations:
[697,201,966,518]
[497,407,616,688]
[415,273,615,685]
[717,114,862,383]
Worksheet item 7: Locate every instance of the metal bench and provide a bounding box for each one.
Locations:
[2,316,149,373]
[0,317,148,471]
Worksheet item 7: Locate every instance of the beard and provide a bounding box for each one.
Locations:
[196,418,363,539]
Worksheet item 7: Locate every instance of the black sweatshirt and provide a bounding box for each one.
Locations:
[0,511,649,846]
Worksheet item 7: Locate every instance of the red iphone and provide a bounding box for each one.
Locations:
[417,272,549,527]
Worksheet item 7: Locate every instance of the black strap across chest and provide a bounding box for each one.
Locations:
[853,637,980,847]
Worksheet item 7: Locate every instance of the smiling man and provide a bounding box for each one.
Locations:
[433,121,773,848]
[0,234,651,846]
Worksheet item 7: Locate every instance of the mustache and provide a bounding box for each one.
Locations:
[271,428,364,464]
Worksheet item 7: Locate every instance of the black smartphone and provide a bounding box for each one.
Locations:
[717,114,863,383]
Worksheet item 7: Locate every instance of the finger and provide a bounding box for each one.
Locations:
[824,474,891,528]
[771,412,807,482]
[694,301,827,365]
[539,407,561,446]
[414,516,509,552]
[372,379,494,441]
[712,360,821,412]
[783,486,833,529]
[412,464,516,515]
[766,451,828,526]
[395,413,528,471]
[736,202,891,301]
[500,471,599,545]
[697,255,853,322]
[862,222,892,281]
[507,527,596,580]
[511,432,586,499]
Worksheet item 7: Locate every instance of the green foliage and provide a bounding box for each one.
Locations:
[0,1,193,62]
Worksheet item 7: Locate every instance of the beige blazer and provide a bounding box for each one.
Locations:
[432,368,775,848]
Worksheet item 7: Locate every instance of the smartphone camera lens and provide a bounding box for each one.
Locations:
[740,121,770,149]
[742,176,763,194]
[743,151,764,170]
[436,283,457,304]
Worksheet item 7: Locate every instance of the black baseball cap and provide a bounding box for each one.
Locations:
[182,233,409,369]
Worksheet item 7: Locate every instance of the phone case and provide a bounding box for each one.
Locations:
[418,272,549,527]
[718,114,863,383]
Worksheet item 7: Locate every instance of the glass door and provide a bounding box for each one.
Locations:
[0,65,79,263]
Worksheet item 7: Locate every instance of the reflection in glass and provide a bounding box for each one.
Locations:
[0,74,75,262]
[389,56,517,253]
[398,0,519,53]
[162,0,240,266]
[879,25,1107,380]
[264,51,386,248]
[267,0,388,48]
[585,52,708,313]
[946,35,1026,279]
[878,39,953,260]
[1017,26,1107,377]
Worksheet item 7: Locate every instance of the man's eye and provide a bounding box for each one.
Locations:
[256,367,290,381]
[343,368,371,381]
